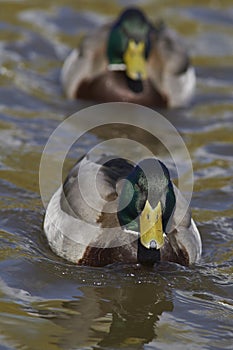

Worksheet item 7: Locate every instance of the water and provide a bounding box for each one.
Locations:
[0,1,233,349]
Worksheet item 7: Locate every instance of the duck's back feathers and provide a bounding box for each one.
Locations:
[61,155,134,221]
[148,25,196,107]
[61,24,109,99]
[44,155,138,265]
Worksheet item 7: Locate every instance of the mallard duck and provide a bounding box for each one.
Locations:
[61,7,196,108]
[43,155,202,266]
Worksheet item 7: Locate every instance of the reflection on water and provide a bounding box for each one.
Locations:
[1,256,232,349]
[0,0,233,349]
[30,281,173,349]
[0,265,175,349]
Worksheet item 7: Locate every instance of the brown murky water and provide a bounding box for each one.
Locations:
[0,1,232,349]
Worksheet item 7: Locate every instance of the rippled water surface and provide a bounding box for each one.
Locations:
[0,1,233,349]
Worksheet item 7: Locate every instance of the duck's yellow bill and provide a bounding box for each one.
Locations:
[123,40,147,80]
[139,200,165,249]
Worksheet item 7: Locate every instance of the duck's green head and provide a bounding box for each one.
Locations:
[107,8,153,92]
[117,158,176,263]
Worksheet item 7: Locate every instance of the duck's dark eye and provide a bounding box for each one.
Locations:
[147,214,150,220]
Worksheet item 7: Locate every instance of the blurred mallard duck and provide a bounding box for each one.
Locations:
[61,7,196,108]
[44,155,202,266]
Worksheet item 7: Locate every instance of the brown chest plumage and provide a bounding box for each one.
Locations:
[77,71,168,108]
